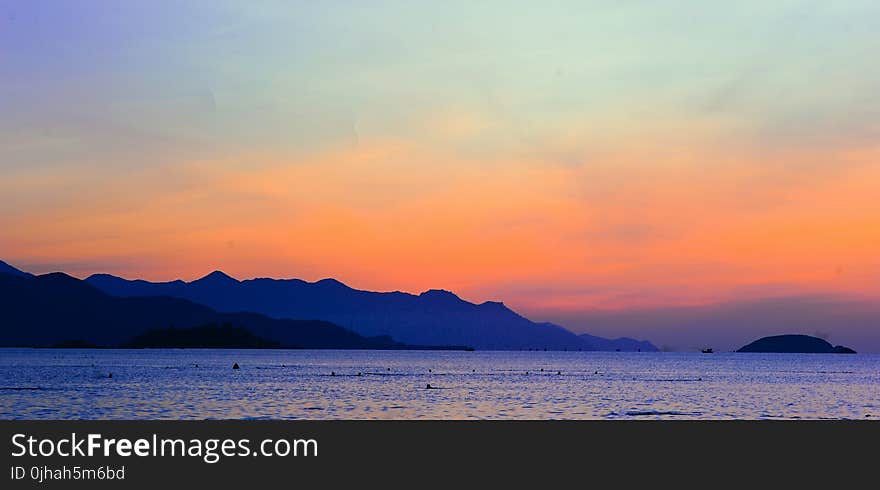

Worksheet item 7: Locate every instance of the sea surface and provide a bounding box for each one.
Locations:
[1,349,878,420]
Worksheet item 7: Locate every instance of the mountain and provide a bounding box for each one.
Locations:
[0,272,452,349]
[85,271,658,351]
[737,334,856,354]
[0,260,31,278]
[578,332,656,352]
[124,324,282,349]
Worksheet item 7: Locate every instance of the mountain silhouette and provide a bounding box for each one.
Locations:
[0,260,31,278]
[737,334,856,354]
[124,324,283,349]
[85,270,658,351]
[0,270,460,349]
[578,332,657,352]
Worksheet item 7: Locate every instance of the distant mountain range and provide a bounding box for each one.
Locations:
[577,332,657,352]
[82,268,656,351]
[0,260,657,351]
[0,265,459,350]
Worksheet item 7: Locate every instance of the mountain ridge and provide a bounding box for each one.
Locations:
[0,260,31,278]
[0,270,464,350]
[80,268,657,351]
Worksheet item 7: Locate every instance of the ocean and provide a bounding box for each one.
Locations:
[1,348,877,420]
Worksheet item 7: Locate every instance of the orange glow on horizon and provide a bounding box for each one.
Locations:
[3,135,879,314]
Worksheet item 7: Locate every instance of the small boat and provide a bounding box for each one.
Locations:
[701,348,714,354]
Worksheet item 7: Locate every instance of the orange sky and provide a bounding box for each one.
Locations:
[3,1,880,342]
[4,135,879,317]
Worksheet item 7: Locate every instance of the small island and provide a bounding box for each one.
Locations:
[124,324,282,349]
[737,334,856,354]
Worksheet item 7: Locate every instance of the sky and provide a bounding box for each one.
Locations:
[2,1,879,350]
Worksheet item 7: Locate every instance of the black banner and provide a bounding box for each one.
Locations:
[2,421,877,488]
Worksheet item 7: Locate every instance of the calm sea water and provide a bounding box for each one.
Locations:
[1,348,878,420]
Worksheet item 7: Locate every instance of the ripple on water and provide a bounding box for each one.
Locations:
[0,349,878,420]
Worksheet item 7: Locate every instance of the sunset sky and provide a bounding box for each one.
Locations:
[2,1,879,349]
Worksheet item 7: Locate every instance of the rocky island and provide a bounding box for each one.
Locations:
[737,334,856,354]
